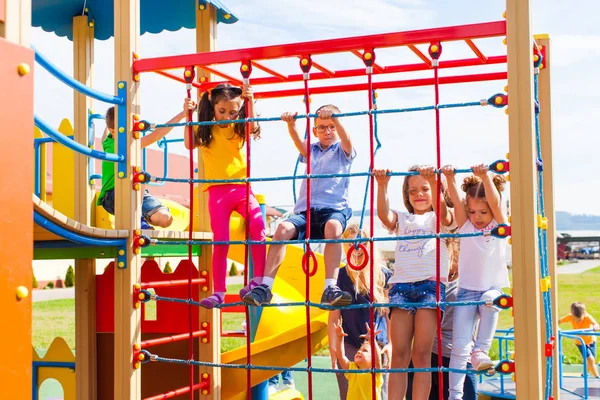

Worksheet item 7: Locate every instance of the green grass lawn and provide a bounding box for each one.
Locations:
[33,268,600,363]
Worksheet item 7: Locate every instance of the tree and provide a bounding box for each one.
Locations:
[65,265,75,288]
[229,262,239,276]
[164,261,173,274]
[33,274,38,289]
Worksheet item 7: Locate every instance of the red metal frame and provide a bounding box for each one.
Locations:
[253,72,507,99]
[134,21,505,74]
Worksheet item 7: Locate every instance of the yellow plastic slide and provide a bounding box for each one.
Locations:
[221,213,329,400]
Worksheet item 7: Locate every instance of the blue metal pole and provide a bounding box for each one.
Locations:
[33,47,124,105]
[34,115,124,162]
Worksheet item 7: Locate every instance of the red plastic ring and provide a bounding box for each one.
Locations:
[346,243,369,271]
[301,250,318,277]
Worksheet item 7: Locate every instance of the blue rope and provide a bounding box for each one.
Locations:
[149,294,494,310]
[152,229,492,247]
[151,101,485,129]
[358,90,382,236]
[141,350,507,375]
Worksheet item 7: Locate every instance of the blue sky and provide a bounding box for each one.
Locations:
[32,0,600,215]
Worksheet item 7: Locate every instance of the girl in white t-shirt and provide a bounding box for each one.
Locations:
[442,164,509,400]
[374,165,455,400]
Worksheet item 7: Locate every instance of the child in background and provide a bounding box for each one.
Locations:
[334,318,384,400]
[559,302,600,378]
[374,165,455,400]
[243,105,356,307]
[329,223,391,399]
[98,106,179,229]
[183,83,266,308]
[442,164,510,400]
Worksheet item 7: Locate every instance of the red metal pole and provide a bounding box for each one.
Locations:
[140,330,208,349]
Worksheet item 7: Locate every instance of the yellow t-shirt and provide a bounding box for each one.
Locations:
[198,124,247,191]
[559,314,597,345]
[345,362,383,400]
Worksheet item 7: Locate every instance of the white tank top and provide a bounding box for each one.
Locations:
[389,210,454,285]
[457,219,510,291]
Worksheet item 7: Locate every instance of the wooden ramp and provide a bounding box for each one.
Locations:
[33,194,212,243]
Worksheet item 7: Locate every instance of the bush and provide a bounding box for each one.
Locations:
[65,265,75,288]
[229,262,239,276]
[163,261,173,274]
[33,274,38,289]
[46,282,55,289]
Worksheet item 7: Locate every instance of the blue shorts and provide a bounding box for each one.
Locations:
[101,189,168,222]
[576,342,596,359]
[388,280,446,314]
[286,207,352,240]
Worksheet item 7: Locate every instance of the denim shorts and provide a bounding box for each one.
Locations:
[388,280,446,314]
[576,342,596,359]
[101,189,167,221]
[286,207,352,240]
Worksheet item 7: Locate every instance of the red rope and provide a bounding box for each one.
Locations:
[365,74,377,400]
[185,75,195,400]
[243,79,253,400]
[432,53,444,400]
[302,75,314,400]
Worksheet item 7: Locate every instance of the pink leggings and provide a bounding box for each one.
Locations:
[208,184,266,293]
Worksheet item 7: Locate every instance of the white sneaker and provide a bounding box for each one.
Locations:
[280,382,296,391]
[268,385,278,395]
[471,349,494,371]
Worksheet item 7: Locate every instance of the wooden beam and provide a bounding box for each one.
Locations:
[196,2,221,398]
[73,15,98,400]
[0,0,30,45]
[113,0,141,399]
[536,34,560,400]
[506,0,544,398]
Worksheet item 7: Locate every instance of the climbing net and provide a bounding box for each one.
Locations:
[126,21,553,400]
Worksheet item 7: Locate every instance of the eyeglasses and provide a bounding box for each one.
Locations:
[315,125,336,133]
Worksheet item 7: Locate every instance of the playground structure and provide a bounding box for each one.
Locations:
[0,0,574,399]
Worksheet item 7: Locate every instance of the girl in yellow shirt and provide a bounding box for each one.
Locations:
[184,83,264,308]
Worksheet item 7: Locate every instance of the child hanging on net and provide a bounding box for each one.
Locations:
[242,105,356,307]
[334,318,384,400]
[374,165,455,400]
[98,106,179,229]
[559,302,600,378]
[183,83,265,309]
[442,163,510,400]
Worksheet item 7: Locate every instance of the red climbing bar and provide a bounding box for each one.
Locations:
[251,60,288,80]
[140,278,207,290]
[139,330,208,349]
[465,39,488,62]
[253,72,507,99]
[133,21,506,73]
[154,70,203,89]
[143,382,208,400]
[200,65,243,86]
[407,44,433,67]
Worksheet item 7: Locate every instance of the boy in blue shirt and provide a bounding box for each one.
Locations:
[242,105,356,306]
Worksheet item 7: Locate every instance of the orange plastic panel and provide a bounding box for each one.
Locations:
[0,38,34,399]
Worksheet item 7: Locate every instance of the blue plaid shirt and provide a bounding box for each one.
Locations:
[293,141,356,213]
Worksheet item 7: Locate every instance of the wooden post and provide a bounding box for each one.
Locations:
[113,0,141,399]
[536,34,560,399]
[195,2,221,398]
[73,15,98,400]
[0,0,30,45]
[506,0,544,398]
